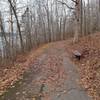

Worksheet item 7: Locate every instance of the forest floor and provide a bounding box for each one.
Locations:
[0,44,50,95]
[0,41,91,100]
[66,32,100,100]
[0,32,100,100]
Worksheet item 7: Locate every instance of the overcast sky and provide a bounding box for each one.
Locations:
[0,0,88,31]
[0,0,88,11]
[0,0,88,20]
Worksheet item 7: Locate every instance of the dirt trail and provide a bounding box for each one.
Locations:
[0,41,92,100]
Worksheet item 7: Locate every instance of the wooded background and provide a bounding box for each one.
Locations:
[0,0,100,65]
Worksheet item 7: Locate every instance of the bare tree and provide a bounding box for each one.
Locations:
[8,0,24,51]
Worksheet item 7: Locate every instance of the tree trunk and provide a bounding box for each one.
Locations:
[8,0,24,51]
[73,0,81,42]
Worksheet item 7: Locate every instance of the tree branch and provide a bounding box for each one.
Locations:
[71,0,78,4]
[57,0,75,9]
[8,0,24,51]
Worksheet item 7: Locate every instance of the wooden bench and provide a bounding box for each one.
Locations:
[73,50,82,60]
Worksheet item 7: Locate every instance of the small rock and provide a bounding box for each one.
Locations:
[62,90,67,94]
[57,93,61,97]
[16,92,20,95]
[82,64,85,66]
[32,97,36,100]
[11,85,15,88]
[22,91,26,94]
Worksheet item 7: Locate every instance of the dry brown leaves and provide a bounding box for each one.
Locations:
[67,33,100,100]
[32,49,67,99]
[0,44,49,95]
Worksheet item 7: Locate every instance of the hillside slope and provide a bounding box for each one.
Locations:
[0,41,91,100]
[67,33,100,100]
[0,33,99,100]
